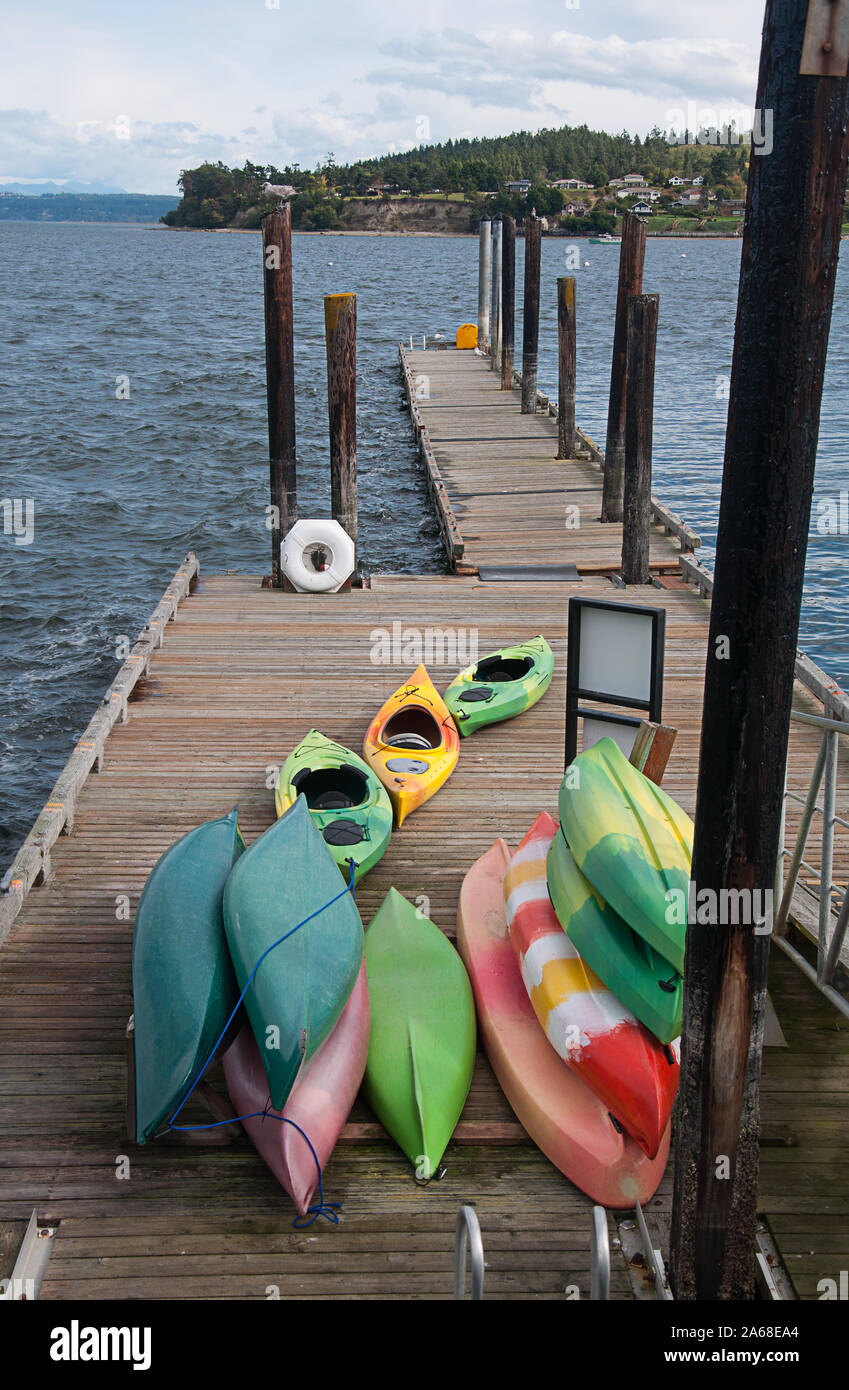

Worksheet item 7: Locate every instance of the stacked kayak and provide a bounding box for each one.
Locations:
[444,636,554,736]
[363,889,476,1179]
[558,737,693,974]
[223,795,364,1109]
[506,813,678,1157]
[222,961,370,1216]
[457,839,670,1207]
[363,666,459,826]
[547,831,683,1043]
[274,730,392,883]
[132,807,245,1145]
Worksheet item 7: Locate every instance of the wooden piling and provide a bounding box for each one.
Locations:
[262,206,298,587]
[490,216,502,370]
[620,293,658,585]
[477,217,492,353]
[556,277,577,458]
[324,292,358,553]
[520,216,542,413]
[669,0,849,1302]
[601,210,646,523]
[500,215,516,390]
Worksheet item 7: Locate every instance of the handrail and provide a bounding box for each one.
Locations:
[453,1204,485,1300]
[590,1206,611,1301]
[774,709,849,1019]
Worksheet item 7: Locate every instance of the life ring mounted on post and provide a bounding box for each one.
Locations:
[280,519,356,593]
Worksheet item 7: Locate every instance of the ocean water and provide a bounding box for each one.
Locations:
[1,223,847,870]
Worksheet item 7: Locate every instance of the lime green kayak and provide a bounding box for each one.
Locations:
[444,635,554,736]
[363,888,476,1177]
[546,829,683,1043]
[559,737,693,973]
[274,730,393,883]
[132,807,245,1144]
[223,796,364,1110]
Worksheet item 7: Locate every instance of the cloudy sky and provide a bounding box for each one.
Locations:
[1,1,766,193]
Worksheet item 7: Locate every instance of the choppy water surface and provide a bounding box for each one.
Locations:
[1,224,847,869]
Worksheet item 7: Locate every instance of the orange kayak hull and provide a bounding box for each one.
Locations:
[363,665,460,826]
[457,838,670,1208]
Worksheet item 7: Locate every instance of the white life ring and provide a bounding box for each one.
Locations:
[280,519,356,593]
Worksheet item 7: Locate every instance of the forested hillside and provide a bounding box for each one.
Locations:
[162,122,750,231]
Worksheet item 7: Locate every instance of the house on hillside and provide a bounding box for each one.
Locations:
[631,201,653,216]
[622,174,646,185]
[550,178,593,190]
[505,179,532,194]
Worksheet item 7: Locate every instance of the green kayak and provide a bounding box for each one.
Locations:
[274,730,393,883]
[559,737,693,974]
[363,888,476,1178]
[223,795,364,1110]
[546,829,682,1043]
[444,635,554,736]
[132,807,245,1144]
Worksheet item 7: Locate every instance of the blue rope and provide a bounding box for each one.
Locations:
[166,858,357,1227]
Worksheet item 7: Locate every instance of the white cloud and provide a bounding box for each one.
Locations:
[0,3,765,191]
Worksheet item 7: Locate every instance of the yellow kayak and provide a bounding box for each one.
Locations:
[362,665,460,826]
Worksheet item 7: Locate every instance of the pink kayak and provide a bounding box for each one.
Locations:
[221,961,369,1216]
[505,813,679,1159]
[457,838,670,1208]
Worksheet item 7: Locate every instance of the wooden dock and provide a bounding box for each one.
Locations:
[1,349,847,1300]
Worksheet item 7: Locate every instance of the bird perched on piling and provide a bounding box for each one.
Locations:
[262,182,297,201]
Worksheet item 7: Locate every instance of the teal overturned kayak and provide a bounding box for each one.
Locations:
[444,635,554,737]
[274,730,393,883]
[546,828,683,1044]
[559,737,693,974]
[132,807,245,1144]
[223,795,364,1110]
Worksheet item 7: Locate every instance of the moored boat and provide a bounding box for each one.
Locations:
[443,635,554,736]
[223,795,364,1110]
[274,730,393,883]
[559,737,693,973]
[132,807,245,1145]
[222,961,370,1216]
[363,665,460,826]
[362,888,476,1178]
[505,812,678,1157]
[457,839,671,1207]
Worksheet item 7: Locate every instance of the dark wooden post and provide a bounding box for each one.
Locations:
[620,293,658,585]
[477,217,491,352]
[520,215,542,413]
[670,0,849,1302]
[490,216,502,370]
[500,215,515,390]
[324,292,358,553]
[601,210,646,522]
[557,277,576,458]
[262,206,297,587]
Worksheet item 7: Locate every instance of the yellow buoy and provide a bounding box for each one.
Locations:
[456,323,478,350]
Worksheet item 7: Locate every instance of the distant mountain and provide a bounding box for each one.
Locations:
[0,192,180,223]
[0,180,128,195]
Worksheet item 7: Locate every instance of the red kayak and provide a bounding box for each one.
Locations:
[457,838,670,1208]
[221,961,369,1216]
[505,813,679,1158]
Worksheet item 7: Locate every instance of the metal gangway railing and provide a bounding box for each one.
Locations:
[774,707,849,1020]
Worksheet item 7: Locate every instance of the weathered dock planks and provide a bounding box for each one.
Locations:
[0,349,847,1301]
